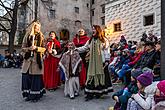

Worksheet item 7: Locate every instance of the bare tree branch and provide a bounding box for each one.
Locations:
[0,0,29,52]
[0,28,10,33]
[0,1,13,10]
[0,16,12,23]
[0,0,13,18]
[0,23,10,33]
[0,16,12,27]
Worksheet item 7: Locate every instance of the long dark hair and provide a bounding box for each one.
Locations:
[89,25,105,43]
[49,31,57,37]
[48,31,59,40]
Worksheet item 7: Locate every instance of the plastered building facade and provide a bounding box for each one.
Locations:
[105,0,161,42]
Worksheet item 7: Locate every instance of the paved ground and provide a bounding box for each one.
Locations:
[0,68,122,110]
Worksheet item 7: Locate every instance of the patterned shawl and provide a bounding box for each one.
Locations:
[59,50,82,80]
[73,35,90,47]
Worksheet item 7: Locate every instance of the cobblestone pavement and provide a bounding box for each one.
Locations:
[0,68,121,110]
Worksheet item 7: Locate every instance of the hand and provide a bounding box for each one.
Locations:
[48,50,52,54]
[105,62,109,66]
[74,48,78,51]
[114,96,119,102]
[43,55,46,60]
[29,46,36,51]
[102,45,106,49]
[131,68,135,73]
[131,94,135,98]
[52,49,57,55]
[56,67,60,72]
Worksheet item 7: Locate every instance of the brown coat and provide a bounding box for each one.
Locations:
[21,35,46,75]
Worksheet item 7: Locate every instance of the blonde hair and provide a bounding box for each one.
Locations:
[24,20,42,40]
[135,42,144,53]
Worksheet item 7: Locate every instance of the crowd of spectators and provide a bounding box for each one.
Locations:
[0,49,23,68]
[109,32,163,110]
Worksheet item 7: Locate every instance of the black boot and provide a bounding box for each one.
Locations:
[25,97,31,101]
[95,94,101,99]
[85,94,93,101]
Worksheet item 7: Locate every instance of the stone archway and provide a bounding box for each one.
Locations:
[60,29,70,41]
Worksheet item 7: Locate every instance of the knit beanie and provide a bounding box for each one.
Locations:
[157,80,165,95]
[137,71,153,87]
[131,68,143,79]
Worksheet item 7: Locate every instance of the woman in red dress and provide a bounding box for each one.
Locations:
[43,31,61,91]
[73,29,90,88]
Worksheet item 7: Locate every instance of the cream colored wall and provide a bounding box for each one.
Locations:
[105,0,161,43]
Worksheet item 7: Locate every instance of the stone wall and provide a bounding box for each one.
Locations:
[38,0,91,39]
[105,0,161,43]
[0,0,92,45]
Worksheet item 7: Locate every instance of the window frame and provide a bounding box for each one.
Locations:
[101,16,105,25]
[92,0,95,4]
[75,7,79,14]
[91,9,95,16]
[143,13,155,26]
[48,9,55,19]
[113,22,122,32]
[101,5,105,13]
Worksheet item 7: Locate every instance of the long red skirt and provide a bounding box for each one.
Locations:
[79,62,86,88]
[43,55,61,89]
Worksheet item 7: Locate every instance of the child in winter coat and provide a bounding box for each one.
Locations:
[126,71,153,110]
[112,68,142,110]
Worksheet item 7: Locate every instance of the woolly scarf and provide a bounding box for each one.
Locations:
[87,38,105,87]
[73,35,90,47]
[26,33,43,69]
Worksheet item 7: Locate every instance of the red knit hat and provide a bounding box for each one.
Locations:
[157,80,165,95]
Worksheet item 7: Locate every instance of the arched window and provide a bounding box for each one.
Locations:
[60,29,70,41]
[75,20,81,26]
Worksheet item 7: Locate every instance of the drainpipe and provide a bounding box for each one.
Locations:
[161,0,165,79]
